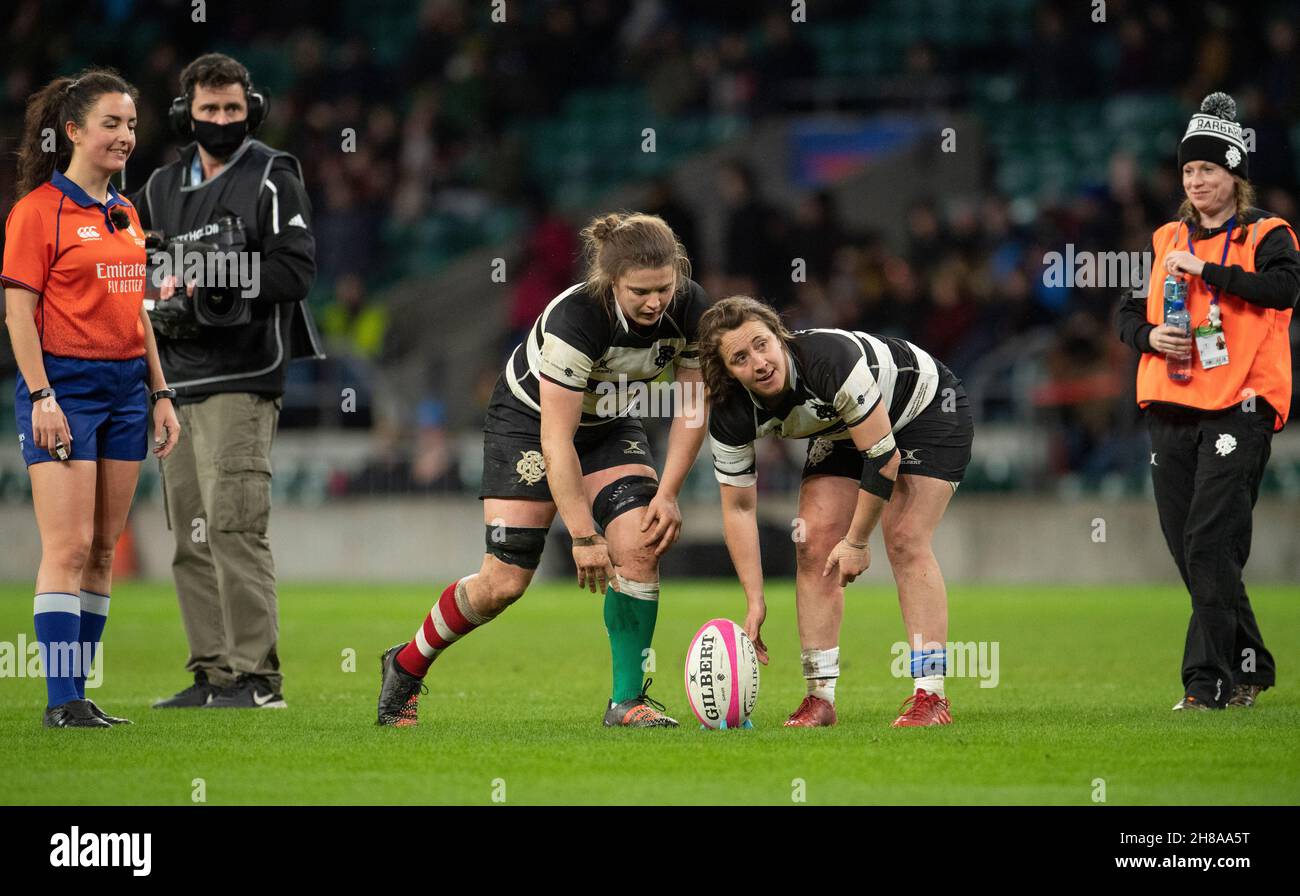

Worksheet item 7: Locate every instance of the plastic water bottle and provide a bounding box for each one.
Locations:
[1165,297,1192,383]
[1163,273,1188,320]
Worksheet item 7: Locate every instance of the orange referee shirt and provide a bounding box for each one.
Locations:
[1,169,147,360]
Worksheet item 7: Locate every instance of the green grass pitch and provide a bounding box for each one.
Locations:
[2,580,1297,805]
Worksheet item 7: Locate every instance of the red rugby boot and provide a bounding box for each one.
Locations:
[783,694,837,727]
[891,688,952,728]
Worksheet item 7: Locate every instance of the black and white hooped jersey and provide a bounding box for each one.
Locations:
[503,279,708,425]
[709,328,940,487]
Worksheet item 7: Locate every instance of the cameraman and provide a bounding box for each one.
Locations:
[135,53,323,710]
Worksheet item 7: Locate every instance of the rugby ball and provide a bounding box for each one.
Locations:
[685,618,759,729]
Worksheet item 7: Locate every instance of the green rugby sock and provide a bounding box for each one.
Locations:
[604,583,658,704]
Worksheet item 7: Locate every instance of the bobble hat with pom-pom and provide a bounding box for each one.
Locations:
[1179,91,1249,179]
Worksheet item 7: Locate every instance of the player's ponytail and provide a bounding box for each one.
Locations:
[16,68,139,199]
[580,211,691,315]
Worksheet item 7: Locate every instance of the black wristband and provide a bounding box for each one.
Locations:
[859,443,898,501]
[151,388,178,403]
[860,470,895,501]
[30,387,56,403]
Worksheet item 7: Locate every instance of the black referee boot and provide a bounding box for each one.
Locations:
[85,699,132,724]
[44,699,112,728]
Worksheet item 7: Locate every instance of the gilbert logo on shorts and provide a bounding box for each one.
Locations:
[900,448,924,464]
[49,826,152,877]
[77,225,102,241]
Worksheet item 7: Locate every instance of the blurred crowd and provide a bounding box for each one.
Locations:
[1,0,1297,495]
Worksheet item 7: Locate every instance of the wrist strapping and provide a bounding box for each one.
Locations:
[859,432,897,500]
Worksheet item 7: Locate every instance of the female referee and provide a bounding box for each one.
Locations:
[698,296,973,728]
[1117,92,1299,711]
[3,69,180,728]
[376,213,709,727]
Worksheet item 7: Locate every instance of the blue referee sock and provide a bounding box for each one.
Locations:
[34,592,82,710]
[76,589,110,700]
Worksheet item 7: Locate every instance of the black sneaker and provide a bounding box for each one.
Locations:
[153,671,223,709]
[376,644,425,727]
[1227,684,1266,708]
[602,678,679,728]
[85,699,132,725]
[44,699,112,728]
[203,674,286,709]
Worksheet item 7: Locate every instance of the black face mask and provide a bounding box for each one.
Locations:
[192,119,248,160]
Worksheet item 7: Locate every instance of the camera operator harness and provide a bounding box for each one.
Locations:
[137,138,323,399]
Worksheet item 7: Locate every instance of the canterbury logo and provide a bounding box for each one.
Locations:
[77,225,101,240]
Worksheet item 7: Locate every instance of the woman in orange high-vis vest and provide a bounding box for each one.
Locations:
[1117,92,1300,712]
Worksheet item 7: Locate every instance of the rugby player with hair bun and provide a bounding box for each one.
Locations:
[376,212,710,728]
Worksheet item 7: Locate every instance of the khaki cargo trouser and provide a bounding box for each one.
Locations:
[160,393,282,689]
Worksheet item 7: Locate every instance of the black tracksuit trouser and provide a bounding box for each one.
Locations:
[1146,400,1278,707]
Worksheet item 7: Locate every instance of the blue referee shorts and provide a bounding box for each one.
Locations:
[15,353,149,465]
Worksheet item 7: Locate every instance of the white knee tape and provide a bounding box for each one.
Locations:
[455,574,489,625]
[615,575,659,602]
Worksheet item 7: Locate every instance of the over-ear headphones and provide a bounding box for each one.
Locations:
[169,75,267,139]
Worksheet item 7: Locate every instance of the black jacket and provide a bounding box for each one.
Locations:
[132,139,324,402]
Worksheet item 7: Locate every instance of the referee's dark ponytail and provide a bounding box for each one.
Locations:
[16,68,139,199]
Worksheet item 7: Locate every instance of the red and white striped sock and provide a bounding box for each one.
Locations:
[396,576,488,678]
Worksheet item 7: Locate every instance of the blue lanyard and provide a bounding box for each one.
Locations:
[1187,215,1234,306]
